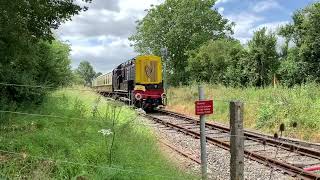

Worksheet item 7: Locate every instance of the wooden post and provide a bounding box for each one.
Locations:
[230,101,244,180]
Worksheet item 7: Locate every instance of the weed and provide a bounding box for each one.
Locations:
[168,83,320,142]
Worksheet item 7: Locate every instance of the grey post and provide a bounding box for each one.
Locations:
[230,101,244,180]
[199,85,207,180]
[161,47,168,105]
[161,48,168,91]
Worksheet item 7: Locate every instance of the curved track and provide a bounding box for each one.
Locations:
[146,109,320,180]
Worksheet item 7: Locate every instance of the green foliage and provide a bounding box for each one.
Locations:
[0,40,73,103]
[72,71,86,86]
[0,0,90,42]
[95,72,103,78]
[168,84,320,142]
[0,0,90,104]
[187,28,281,87]
[36,41,73,86]
[279,2,320,84]
[129,0,233,85]
[75,61,96,86]
[0,89,193,179]
[187,39,247,86]
[246,27,279,87]
[277,48,307,86]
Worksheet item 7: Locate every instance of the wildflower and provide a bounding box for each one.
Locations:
[98,129,113,136]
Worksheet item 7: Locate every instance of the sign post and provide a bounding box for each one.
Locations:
[160,47,168,105]
[195,86,213,180]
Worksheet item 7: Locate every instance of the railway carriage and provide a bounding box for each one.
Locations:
[92,72,113,92]
[93,55,165,109]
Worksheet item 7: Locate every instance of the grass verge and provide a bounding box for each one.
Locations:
[167,83,320,142]
[0,88,194,179]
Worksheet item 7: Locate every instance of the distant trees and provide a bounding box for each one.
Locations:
[75,61,97,86]
[95,72,103,78]
[187,39,246,86]
[130,0,233,86]
[0,0,90,104]
[278,2,320,86]
[187,28,278,87]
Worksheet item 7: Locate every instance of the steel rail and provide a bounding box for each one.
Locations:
[146,113,320,180]
[159,140,201,164]
[159,109,320,160]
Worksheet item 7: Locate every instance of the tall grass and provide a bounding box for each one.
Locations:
[0,89,194,179]
[167,83,320,142]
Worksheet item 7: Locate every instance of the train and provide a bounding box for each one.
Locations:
[92,55,166,110]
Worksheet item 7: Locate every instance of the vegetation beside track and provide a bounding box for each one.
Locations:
[0,88,193,179]
[167,84,320,142]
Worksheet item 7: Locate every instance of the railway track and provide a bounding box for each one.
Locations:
[145,109,320,180]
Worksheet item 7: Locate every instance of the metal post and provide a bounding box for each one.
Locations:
[161,47,168,105]
[161,48,168,91]
[230,101,244,180]
[199,85,207,180]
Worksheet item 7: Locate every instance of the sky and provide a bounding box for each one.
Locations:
[56,0,318,73]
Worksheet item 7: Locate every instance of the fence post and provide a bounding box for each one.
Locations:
[230,101,244,180]
[199,85,207,180]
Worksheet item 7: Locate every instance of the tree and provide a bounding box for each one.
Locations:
[95,72,103,78]
[76,61,96,86]
[279,2,320,83]
[36,40,73,86]
[129,0,233,85]
[277,48,307,86]
[0,40,73,103]
[0,0,90,104]
[246,28,279,87]
[187,39,247,86]
[0,0,91,42]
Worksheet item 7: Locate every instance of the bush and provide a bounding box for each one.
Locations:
[0,40,73,105]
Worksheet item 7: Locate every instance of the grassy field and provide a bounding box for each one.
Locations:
[0,88,194,179]
[167,83,320,143]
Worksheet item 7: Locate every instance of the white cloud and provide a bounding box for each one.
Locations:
[218,7,225,14]
[227,11,288,44]
[216,0,232,5]
[227,12,264,43]
[251,21,289,34]
[252,0,281,13]
[68,36,136,73]
[57,0,163,72]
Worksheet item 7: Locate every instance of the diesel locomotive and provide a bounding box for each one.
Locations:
[92,55,166,109]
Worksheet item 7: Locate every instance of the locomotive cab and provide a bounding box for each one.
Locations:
[133,55,165,109]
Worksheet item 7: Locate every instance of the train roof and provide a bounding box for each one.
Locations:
[94,55,161,79]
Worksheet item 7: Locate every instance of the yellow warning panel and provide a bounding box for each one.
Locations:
[135,55,162,84]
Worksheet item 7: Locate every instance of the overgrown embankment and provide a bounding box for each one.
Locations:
[0,89,193,179]
[167,84,320,142]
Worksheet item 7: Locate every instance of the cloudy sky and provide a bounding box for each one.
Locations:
[56,0,317,73]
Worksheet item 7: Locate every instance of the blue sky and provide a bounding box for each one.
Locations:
[215,0,318,43]
[57,0,318,73]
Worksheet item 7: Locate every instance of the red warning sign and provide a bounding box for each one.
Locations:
[195,100,213,115]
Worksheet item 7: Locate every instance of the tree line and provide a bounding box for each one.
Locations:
[130,0,320,87]
[0,0,91,106]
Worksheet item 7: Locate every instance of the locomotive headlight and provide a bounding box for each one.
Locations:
[135,93,142,100]
[161,93,166,99]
